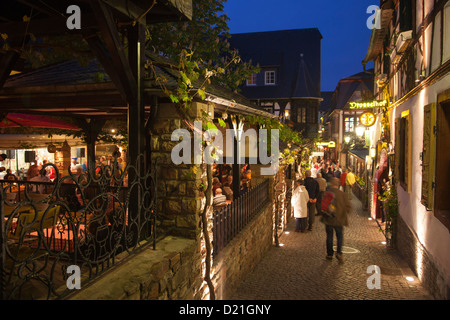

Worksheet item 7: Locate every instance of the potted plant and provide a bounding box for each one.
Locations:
[378,182,399,248]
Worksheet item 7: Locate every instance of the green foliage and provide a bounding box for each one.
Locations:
[377,182,398,246]
[147,0,259,92]
[378,183,398,219]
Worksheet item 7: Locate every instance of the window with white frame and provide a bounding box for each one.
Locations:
[246,73,257,86]
[344,116,359,132]
[265,71,276,85]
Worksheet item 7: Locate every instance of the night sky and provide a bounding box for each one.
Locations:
[223,0,376,92]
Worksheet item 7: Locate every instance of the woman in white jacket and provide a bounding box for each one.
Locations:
[291,179,310,232]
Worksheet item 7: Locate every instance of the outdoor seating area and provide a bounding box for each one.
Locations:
[212,163,253,210]
[1,155,157,299]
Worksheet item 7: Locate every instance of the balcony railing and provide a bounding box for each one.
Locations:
[0,155,157,300]
[212,179,269,257]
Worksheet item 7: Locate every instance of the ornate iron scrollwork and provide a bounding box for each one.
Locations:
[1,154,157,299]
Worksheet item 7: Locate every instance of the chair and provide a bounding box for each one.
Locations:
[4,206,59,272]
[8,206,60,243]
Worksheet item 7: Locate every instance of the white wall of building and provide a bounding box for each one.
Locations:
[390,72,450,286]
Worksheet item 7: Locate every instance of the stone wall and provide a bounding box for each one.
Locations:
[68,236,204,300]
[210,200,274,300]
[396,214,450,300]
[68,199,274,300]
[151,102,212,239]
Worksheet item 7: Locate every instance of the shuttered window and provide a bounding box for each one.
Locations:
[395,111,411,191]
[421,103,436,210]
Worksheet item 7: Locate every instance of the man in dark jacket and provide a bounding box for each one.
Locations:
[321,178,352,262]
[304,170,320,231]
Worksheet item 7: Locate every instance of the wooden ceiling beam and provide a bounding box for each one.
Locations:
[89,0,137,104]
[0,14,97,38]
[0,51,20,90]
[16,0,58,17]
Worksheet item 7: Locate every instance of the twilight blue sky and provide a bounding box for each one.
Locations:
[223,0,376,92]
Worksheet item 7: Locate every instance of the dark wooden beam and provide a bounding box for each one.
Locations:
[126,19,146,237]
[127,21,146,163]
[82,30,130,102]
[0,92,124,109]
[75,118,106,173]
[89,0,137,105]
[0,51,20,90]
[16,0,59,17]
[0,14,97,38]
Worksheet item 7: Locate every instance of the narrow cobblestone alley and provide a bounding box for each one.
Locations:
[230,194,434,300]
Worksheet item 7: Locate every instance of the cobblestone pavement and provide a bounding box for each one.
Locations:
[230,193,434,300]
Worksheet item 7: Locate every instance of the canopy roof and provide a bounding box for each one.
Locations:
[1,51,276,121]
[0,113,79,130]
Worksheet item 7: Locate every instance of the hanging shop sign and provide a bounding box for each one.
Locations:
[316,141,336,148]
[349,100,388,109]
[359,111,376,127]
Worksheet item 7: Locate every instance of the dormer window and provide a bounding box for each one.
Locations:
[265,71,276,85]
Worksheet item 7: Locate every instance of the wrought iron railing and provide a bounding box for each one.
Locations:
[0,155,157,300]
[212,179,269,257]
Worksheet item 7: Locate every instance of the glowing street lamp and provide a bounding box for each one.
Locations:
[356,126,365,137]
[344,136,351,144]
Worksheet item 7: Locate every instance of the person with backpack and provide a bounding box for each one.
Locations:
[320,177,352,262]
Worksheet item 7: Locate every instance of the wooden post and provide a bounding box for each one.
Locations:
[0,51,19,90]
[127,21,146,242]
[127,21,146,168]
[75,118,106,174]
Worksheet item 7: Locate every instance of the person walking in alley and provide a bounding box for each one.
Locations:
[315,173,327,216]
[345,168,356,198]
[304,170,320,231]
[321,178,352,262]
[291,179,309,232]
[340,167,347,191]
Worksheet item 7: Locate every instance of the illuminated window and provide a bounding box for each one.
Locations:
[265,71,276,85]
[246,73,257,86]
[344,116,359,132]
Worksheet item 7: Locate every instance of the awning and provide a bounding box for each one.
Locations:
[349,148,369,160]
[0,113,79,130]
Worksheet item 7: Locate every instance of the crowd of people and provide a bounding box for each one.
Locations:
[309,160,356,197]
[212,163,252,209]
[291,159,353,262]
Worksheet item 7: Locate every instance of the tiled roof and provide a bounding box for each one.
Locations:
[329,69,374,111]
[4,59,111,87]
[3,52,270,117]
[229,28,322,99]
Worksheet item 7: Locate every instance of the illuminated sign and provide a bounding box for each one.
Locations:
[316,141,336,148]
[360,111,376,127]
[349,100,388,109]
